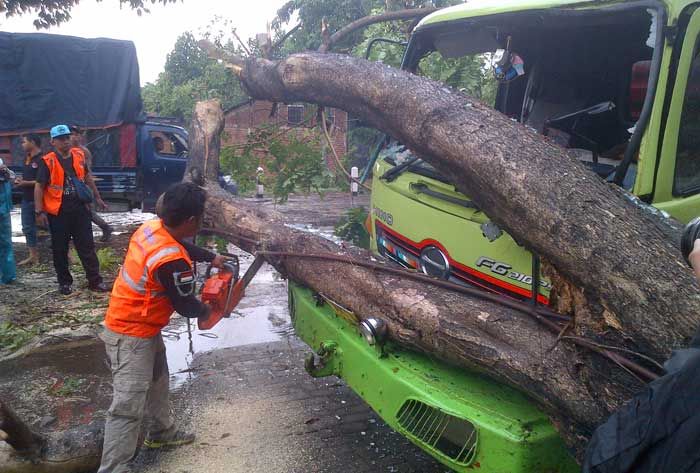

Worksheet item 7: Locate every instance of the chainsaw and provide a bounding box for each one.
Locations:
[198,255,265,330]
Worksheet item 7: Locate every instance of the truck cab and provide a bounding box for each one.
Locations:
[290,1,700,472]
[370,0,700,304]
[89,121,189,211]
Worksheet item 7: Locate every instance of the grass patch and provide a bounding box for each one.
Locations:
[97,247,119,273]
[51,377,86,397]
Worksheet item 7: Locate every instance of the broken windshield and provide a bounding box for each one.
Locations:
[381,6,655,189]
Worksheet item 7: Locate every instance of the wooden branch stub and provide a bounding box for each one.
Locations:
[197,40,245,75]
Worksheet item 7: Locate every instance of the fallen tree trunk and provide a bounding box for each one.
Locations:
[184,100,656,460]
[224,52,699,363]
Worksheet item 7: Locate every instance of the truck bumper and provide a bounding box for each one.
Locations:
[289,282,579,473]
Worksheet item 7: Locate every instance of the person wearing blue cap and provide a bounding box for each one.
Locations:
[34,124,108,295]
[0,158,16,284]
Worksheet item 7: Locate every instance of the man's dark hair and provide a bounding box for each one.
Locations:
[159,182,207,227]
[22,134,42,147]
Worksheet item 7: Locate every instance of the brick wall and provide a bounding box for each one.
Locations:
[223,101,348,171]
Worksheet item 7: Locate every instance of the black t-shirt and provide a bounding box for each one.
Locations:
[21,152,42,202]
[36,151,85,213]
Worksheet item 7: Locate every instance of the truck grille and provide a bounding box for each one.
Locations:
[396,399,478,466]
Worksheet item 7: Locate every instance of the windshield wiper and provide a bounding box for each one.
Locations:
[381,156,421,182]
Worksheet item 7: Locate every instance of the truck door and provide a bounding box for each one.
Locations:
[653,6,700,223]
[140,125,189,211]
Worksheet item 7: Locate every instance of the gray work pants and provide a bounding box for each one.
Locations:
[98,327,173,473]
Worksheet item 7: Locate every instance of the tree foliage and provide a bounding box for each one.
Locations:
[220,125,334,202]
[418,53,498,106]
[163,32,210,87]
[141,32,247,122]
[1,0,176,28]
[334,207,370,249]
[272,0,460,55]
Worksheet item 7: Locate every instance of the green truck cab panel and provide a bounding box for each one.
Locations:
[412,0,700,222]
[653,6,700,221]
[371,159,551,303]
[289,283,579,473]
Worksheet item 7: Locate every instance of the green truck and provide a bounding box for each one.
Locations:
[290,0,700,471]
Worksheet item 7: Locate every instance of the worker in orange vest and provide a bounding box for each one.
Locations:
[98,182,228,473]
[34,124,108,294]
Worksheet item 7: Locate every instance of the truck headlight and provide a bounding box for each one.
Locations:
[359,317,388,346]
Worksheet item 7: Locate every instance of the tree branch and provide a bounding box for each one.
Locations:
[319,7,438,52]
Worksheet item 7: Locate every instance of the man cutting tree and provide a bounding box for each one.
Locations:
[98,182,229,473]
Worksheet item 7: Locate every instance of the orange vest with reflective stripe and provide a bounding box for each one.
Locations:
[105,219,192,338]
[41,148,87,216]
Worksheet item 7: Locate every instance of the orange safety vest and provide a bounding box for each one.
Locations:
[41,148,87,216]
[105,219,193,338]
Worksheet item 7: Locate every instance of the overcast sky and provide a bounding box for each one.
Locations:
[0,0,289,84]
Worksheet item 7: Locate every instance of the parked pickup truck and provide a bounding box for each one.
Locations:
[290,0,700,471]
[0,32,188,211]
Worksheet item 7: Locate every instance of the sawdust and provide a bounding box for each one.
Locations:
[142,396,311,473]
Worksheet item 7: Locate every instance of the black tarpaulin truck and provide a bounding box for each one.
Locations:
[0,32,188,211]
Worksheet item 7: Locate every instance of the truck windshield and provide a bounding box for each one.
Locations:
[382,6,655,185]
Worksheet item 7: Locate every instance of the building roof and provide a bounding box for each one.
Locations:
[223,99,254,115]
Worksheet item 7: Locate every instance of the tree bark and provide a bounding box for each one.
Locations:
[230,52,699,362]
[187,99,655,461]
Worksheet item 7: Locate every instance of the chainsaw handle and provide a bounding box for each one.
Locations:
[203,259,239,280]
[204,263,214,280]
[222,262,239,278]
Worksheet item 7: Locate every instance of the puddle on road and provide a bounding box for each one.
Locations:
[163,245,295,389]
[164,228,339,389]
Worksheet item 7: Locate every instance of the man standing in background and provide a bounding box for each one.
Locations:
[35,124,108,295]
[0,158,16,284]
[14,134,43,266]
[70,126,112,242]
